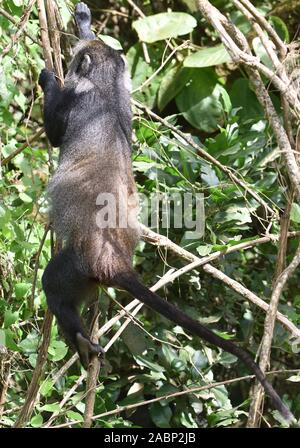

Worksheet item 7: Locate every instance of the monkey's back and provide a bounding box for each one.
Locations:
[48,145,140,282]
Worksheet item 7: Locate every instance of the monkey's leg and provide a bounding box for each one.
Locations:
[75,3,95,40]
[42,248,103,368]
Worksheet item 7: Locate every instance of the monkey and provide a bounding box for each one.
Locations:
[39,2,295,424]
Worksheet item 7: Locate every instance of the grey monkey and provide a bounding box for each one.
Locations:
[39,2,294,423]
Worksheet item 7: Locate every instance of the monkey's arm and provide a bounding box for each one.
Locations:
[75,2,95,40]
[39,69,67,147]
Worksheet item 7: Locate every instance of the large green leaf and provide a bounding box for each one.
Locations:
[132,12,197,43]
[158,66,193,110]
[126,43,164,108]
[176,68,229,132]
[184,44,232,68]
[229,78,264,121]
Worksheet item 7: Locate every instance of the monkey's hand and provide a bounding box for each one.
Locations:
[39,69,57,91]
[75,3,95,40]
[76,332,105,369]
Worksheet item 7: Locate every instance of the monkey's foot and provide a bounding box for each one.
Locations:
[75,3,95,39]
[76,332,105,370]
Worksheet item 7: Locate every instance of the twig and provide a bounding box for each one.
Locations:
[49,369,300,428]
[83,302,101,428]
[14,310,53,427]
[238,0,287,58]
[45,0,64,85]
[30,223,50,311]
[131,41,189,94]
[247,200,295,427]
[1,128,44,166]
[37,0,53,70]
[2,0,37,57]
[0,7,39,45]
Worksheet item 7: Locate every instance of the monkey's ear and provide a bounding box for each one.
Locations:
[78,54,92,75]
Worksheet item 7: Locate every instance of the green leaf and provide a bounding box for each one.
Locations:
[184,44,232,68]
[252,37,273,69]
[48,340,68,362]
[132,12,197,43]
[149,402,172,428]
[19,332,39,354]
[269,16,289,43]
[99,34,123,50]
[30,414,43,428]
[230,78,264,121]
[40,403,61,412]
[291,203,300,223]
[287,375,300,382]
[134,355,166,372]
[176,69,227,132]
[4,309,19,328]
[1,329,20,352]
[40,379,55,397]
[158,66,192,111]
[19,192,32,203]
[66,411,84,422]
[15,282,31,299]
[196,245,213,256]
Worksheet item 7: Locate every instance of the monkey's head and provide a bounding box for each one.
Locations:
[65,40,131,94]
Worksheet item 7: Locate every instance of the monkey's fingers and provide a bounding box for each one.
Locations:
[76,332,104,370]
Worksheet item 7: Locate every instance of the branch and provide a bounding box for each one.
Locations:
[248,200,298,427]
[37,0,53,70]
[48,369,300,428]
[1,128,44,166]
[141,225,300,339]
[30,223,50,311]
[83,302,101,428]
[45,0,64,84]
[14,310,53,427]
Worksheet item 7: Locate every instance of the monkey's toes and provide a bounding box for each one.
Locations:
[75,2,92,25]
[76,332,105,369]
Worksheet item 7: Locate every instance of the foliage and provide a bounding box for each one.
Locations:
[0,0,299,429]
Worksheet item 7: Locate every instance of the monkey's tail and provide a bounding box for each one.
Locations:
[115,273,295,424]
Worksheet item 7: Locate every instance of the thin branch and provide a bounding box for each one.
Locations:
[45,0,64,85]
[49,369,300,428]
[30,223,50,311]
[83,302,101,428]
[1,128,44,166]
[37,0,53,70]
[248,200,296,427]
[14,310,53,427]
[141,225,300,339]
[238,0,287,58]
[197,1,300,117]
